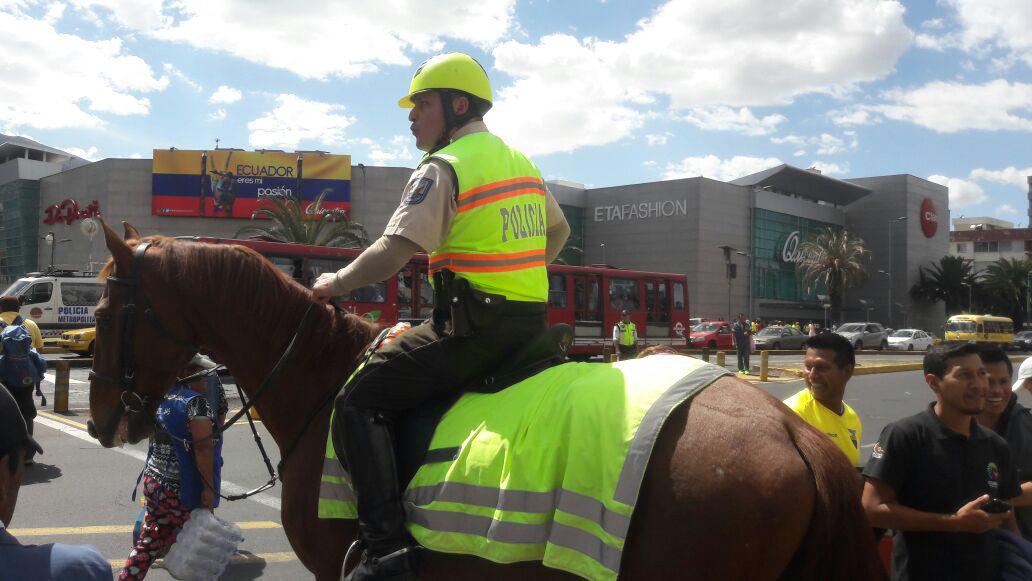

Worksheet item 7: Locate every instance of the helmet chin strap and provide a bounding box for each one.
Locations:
[428,89,477,152]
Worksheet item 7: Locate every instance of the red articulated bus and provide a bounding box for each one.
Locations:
[198,238,690,358]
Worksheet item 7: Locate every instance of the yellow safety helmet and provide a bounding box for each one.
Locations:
[398,53,492,109]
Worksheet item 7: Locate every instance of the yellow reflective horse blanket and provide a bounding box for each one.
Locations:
[319,355,730,580]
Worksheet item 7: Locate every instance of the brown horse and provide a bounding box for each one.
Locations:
[86,221,883,580]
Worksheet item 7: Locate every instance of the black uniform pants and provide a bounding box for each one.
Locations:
[333,305,548,424]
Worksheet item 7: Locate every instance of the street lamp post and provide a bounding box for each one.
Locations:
[736,250,752,319]
[41,232,72,272]
[886,216,907,327]
[600,242,606,266]
[719,246,744,321]
[878,269,891,324]
[961,282,973,314]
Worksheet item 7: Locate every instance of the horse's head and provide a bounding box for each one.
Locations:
[87,219,198,447]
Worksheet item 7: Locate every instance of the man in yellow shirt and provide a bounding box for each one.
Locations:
[0,295,45,464]
[783,333,862,466]
[0,296,43,349]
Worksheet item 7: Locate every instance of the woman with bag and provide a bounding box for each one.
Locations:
[119,357,227,581]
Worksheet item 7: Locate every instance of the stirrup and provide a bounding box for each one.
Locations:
[342,542,419,581]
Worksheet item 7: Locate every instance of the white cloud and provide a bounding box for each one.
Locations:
[248,94,355,149]
[944,0,1032,67]
[364,134,415,166]
[643,160,657,167]
[969,166,1032,189]
[490,0,909,156]
[771,134,806,146]
[998,204,1019,215]
[645,132,672,146]
[793,149,806,157]
[63,146,100,161]
[0,10,168,130]
[921,18,946,30]
[914,33,953,51]
[874,79,1032,132]
[209,85,242,105]
[663,154,783,182]
[490,35,645,156]
[808,160,849,175]
[815,133,851,155]
[208,108,226,122]
[70,0,169,30]
[163,63,202,92]
[128,152,143,159]
[829,108,875,126]
[928,174,988,208]
[771,132,858,155]
[132,0,515,80]
[680,106,786,136]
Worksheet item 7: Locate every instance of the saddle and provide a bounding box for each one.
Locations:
[393,323,573,487]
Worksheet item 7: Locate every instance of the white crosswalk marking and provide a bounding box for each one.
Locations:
[33,415,282,510]
[43,372,87,385]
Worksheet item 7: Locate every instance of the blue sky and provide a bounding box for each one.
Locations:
[1,0,1029,225]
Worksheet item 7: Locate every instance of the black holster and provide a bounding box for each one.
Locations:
[432,270,506,338]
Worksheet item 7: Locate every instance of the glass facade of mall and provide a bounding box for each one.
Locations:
[752,208,838,302]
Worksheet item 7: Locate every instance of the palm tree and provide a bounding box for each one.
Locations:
[796,227,869,324]
[981,257,1032,329]
[909,255,978,315]
[234,190,370,248]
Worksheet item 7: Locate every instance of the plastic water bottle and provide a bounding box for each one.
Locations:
[163,509,245,580]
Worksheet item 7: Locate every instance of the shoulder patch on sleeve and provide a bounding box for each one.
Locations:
[403,177,434,205]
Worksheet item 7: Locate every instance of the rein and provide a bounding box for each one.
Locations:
[90,240,345,501]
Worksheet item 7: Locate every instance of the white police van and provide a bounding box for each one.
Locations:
[0,271,103,338]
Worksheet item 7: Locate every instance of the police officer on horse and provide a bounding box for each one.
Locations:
[312,53,571,580]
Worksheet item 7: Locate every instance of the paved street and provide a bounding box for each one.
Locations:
[13,353,1026,579]
[16,370,308,579]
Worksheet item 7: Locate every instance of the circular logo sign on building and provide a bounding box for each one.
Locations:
[920,198,938,238]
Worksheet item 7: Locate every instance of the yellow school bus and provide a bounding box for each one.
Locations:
[944,315,1014,347]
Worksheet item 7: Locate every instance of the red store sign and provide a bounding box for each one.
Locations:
[43,199,101,226]
[920,198,938,238]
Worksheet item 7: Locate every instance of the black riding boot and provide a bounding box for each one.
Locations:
[338,407,418,581]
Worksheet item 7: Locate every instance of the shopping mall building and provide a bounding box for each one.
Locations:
[0,136,949,331]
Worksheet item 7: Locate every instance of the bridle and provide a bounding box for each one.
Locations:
[88,240,325,498]
[89,242,201,439]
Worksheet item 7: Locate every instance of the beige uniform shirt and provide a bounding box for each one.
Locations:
[383,120,564,253]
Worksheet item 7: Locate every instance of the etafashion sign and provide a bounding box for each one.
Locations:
[593,200,688,222]
[151,149,351,218]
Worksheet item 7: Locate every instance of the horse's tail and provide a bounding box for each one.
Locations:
[782,418,886,581]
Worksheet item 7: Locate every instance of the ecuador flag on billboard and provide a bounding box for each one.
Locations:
[151,149,350,218]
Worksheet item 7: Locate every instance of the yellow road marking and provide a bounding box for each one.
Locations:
[107,550,297,569]
[10,521,281,537]
[37,410,88,430]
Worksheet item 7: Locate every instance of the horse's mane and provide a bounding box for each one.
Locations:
[99,236,377,343]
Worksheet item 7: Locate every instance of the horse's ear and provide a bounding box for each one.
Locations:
[101,218,133,268]
[122,221,142,241]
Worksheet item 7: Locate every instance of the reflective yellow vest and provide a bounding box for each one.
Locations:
[617,322,636,346]
[426,131,548,303]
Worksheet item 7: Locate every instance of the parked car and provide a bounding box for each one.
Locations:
[1013,330,1032,351]
[56,326,96,356]
[886,329,934,351]
[835,322,889,350]
[753,325,808,350]
[688,321,735,350]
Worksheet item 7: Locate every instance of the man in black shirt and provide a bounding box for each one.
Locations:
[862,342,1021,580]
[977,346,1032,540]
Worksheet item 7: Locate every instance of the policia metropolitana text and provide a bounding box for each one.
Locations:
[312,53,571,581]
